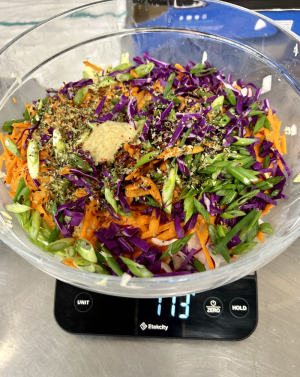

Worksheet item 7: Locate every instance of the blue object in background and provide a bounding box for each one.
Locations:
[259,11,300,37]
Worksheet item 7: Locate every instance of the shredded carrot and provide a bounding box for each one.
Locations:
[130,69,139,79]
[256,230,264,243]
[195,222,214,270]
[83,61,103,71]
[13,97,17,103]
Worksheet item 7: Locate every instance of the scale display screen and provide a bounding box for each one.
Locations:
[55,275,257,340]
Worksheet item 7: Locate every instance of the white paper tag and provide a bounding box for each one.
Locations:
[276,20,294,31]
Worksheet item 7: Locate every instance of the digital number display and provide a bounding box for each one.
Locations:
[157,294,196,319]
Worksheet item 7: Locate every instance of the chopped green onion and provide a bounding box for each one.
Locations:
[65,246,77,260]
[27,139,39,179]
[263,155,270,169]
[220,191,238,205]
[44,238,75,253]
[120,257,153,278]
[13,177,26,203]
[99,76,117,87]
[211,209,256,255]
[227,189,260,211]
[74,259,96,273]
[162,165,177,214]
[231,242,258,255]
[215,189,236,197]
[225,88,237,105]
[163,72,176,98]
[73,86,88,105]
[184,195,194,224]
[133,63,155,78]
[221,210,246,219]
[194,197,210,224]
[6,202,31,213]
[2,119,26,134]
[160,233,193,260]
[211,95,224,109]
[4,138,21,157]
[179,127,192,147]
[239,210,262,242]
[104,187,119,214]
[135,151,158,168]
[75,238,97,263]
[29,236,47,251]
[253,115,266,135]
[232,137,257,146]
[100,246,123,276]
[194,258,206,272]
[226,165,258,185]
[260,222,274,234]
[112,62,132,72]
[116,73,135,82]
[28,210,41,239]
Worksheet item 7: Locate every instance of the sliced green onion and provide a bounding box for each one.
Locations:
[163,72,176,98]
[220,191,238,205]
[226,165,258,185]
[260,222,274,234]
[16,187,30,204]
[73,86,88,105]
[28,210,41,239]
[70,154,92,172]
[99,76,117,87]
[212,209,256,255]
[112,62,132,72]
[227,189,260,211]
[100,246,123,276]
[194,258,206,272]
[232,137,257,146]
[263,155,270,169]
[221,210,246,219]
[215,189,236,197]
[6,202,31,213]
[120,257,153,278]
[253,115,266,135]
[225,88,237,106]
[184,195,194,224]
[55,250,67,258]
[74,259,96,273]
[162,165,177,214]
[179,128,192,147]
[2,119,26,134]
[13,177,26,203]
[75,238,97,263]
[104,187,119,214]
[116,73,134,82]
[135,151,158,168]
[66,246,78,260]
[231,242,258,255]
[211,95,224,109]
[29,236,47,251]
[239,210,261,242]
[5,138,21,157]
[160,233,193,260]
[27,139,39,179]
[94,263,110,275]
[44,238,75,253]
[133,63,154,78]
[194,197,210,224]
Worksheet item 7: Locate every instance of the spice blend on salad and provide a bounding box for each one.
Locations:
[0,52,290,277]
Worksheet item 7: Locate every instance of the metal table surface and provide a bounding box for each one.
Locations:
[0,2,300,376]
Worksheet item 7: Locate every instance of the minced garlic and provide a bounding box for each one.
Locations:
[82,121,137,163]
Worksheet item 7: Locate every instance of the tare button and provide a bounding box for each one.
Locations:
[230,298,249,318]
[203,297,223,317]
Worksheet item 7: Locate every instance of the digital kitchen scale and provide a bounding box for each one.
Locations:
[54,273,257,340]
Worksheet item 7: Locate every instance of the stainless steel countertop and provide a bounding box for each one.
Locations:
[1,2,300,376]
[1,239,300,377]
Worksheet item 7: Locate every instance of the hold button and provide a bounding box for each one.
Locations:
[230,298,249,318]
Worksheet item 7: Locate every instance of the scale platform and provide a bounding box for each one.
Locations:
[54,273,257,340]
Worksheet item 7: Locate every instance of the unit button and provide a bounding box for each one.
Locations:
[203,297,223,317]
[74,292,93,312]
[230,298,249,318]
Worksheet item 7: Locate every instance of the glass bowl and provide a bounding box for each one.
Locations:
[1,0,300,298]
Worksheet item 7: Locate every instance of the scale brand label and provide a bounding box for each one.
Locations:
[232,305,247,311]
[140,322,168,331]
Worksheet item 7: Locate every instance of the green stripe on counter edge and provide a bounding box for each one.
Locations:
[0,11,127,27]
